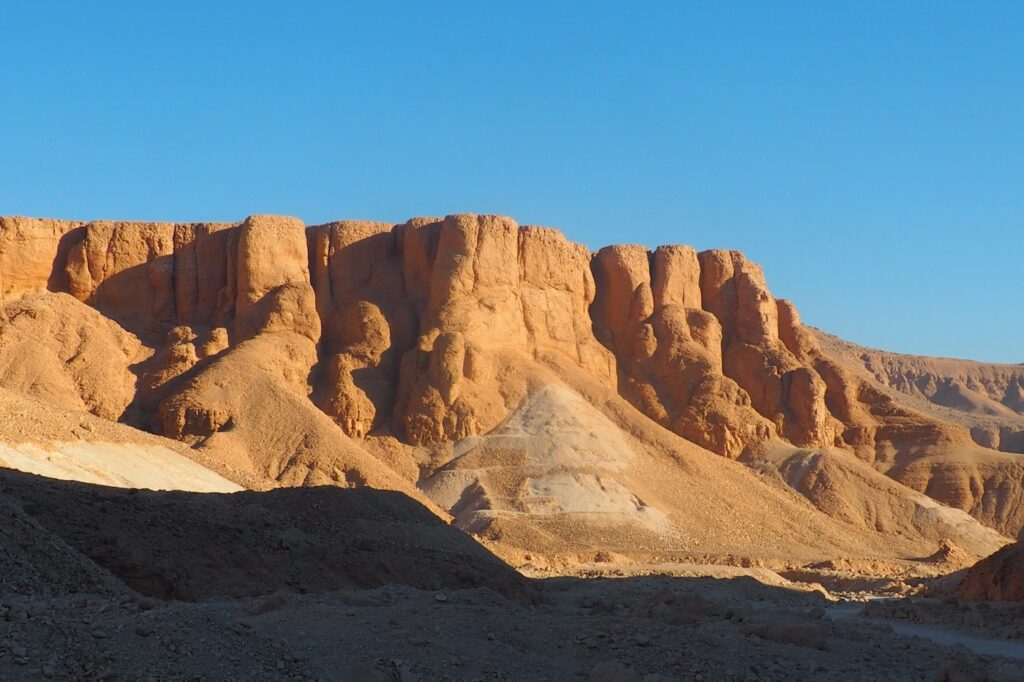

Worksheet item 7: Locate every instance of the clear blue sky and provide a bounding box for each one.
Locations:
[1,2,1021,362]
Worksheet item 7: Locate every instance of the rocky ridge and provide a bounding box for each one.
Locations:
[958,541,1024,602]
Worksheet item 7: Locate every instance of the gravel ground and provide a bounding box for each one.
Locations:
[2,577,1021,681]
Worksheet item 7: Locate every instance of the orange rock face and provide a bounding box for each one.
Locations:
[307,214,616,443]
[0,211,1019,536]
[0,213,989,462]
[590,245,846,456]
[0,217,84,301]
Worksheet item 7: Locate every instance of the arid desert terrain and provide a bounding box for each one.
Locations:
[0,213,1022,680]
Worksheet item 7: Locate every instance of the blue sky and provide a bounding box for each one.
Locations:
[1,2,1021,362]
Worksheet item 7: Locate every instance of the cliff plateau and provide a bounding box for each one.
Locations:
[0,213,1019,567]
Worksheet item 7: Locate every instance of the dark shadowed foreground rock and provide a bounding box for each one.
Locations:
[0,468,525,600]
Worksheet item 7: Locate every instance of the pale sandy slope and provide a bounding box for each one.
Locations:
[0,387,239,493]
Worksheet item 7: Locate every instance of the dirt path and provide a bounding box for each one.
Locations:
[883,620,1024,660]
[827,601,1024,661]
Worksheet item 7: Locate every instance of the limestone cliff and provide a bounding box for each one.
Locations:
[1,212,1020,538]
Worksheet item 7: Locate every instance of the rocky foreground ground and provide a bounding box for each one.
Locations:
[1,468,1022,681]
[5,576,1024,681]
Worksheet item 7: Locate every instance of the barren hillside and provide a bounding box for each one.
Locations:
[958,541,1024,601]
[0,213,1020,567]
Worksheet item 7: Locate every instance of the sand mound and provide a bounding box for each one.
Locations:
[421,382,675,556]
[423,384,654,520]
